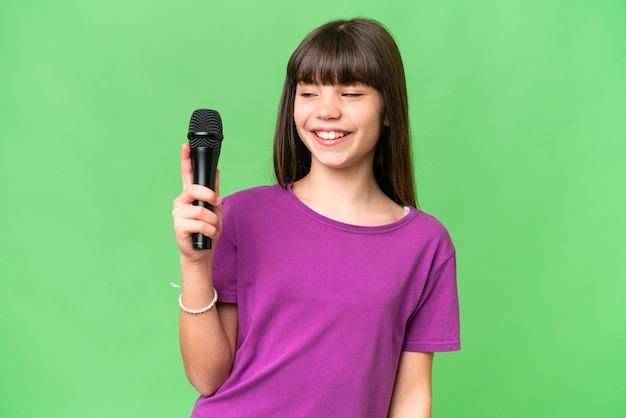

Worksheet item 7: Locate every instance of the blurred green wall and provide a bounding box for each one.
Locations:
[1,1,624,417]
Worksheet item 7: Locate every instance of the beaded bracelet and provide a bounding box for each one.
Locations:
[178,287,218,314]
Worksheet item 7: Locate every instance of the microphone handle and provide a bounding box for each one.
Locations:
[191,146,221,250]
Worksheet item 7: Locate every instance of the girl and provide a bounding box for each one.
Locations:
[172,18,460,417]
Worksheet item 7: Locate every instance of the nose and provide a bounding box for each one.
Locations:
[316,92,341,120]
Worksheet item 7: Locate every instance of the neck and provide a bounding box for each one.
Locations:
[292,164,403,226]
[297,162,379,202]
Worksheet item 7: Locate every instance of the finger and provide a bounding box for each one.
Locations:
[180,143,193,189]
[173,185,222,211]
[173,201,221,225]
[173,217,221,242]
[173,206,221,238]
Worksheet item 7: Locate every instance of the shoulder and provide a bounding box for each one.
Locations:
[411,209,450,237]
[222,184,285,208]
[220,184,290,226]
[409,208,450,239]
[404,208,455,261]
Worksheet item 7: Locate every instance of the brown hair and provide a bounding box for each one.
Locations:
[273,18,417,207]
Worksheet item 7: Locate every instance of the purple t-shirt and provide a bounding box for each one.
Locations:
[191,184,460,417]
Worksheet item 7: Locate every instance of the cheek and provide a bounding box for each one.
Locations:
[292,103,305,128]
[292,110,309,143]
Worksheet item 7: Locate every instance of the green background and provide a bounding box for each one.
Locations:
[1,0,624,417]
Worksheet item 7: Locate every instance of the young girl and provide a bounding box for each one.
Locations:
[172,18,460,417]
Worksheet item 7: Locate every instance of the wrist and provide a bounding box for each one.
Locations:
[180,253,213,272]
[179,255,215,289]
[179,287,219,314]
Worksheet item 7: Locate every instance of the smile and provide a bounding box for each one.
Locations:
[315,131,348,140]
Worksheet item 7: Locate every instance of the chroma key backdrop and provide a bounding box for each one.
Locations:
[1,1,624,417]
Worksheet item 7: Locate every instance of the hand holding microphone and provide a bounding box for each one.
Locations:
[172,109,224,259]
[188,109,224,250]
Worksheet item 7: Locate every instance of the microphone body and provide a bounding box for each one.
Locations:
[188,109,223,250]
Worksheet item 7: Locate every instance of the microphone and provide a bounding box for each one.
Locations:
[187,109,224,250]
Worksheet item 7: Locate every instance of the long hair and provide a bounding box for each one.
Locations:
[273,18,417,207]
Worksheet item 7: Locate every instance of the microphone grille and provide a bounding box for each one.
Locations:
[188,109,223,148]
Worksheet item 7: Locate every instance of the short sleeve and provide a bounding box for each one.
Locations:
[212,197,238,303]
[403,253,460,352]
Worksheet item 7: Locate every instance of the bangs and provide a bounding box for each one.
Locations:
[287,30,383,89]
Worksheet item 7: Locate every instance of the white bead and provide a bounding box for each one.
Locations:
[178,287,218,314]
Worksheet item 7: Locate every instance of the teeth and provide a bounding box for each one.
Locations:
[316,131,347,140]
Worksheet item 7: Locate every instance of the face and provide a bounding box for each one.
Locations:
[293,82,386,173]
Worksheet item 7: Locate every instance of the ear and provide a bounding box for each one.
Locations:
[383,115,390,127]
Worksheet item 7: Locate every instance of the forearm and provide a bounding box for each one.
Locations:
[388,397,432,418]
[388,351,433,418]
[178,259,235,396]
[387,390,431,418]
